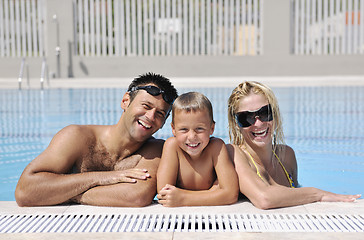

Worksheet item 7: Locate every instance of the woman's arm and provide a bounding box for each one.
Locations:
[227,144,360,210]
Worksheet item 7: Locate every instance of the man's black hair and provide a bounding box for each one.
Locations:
[127,72,178,104]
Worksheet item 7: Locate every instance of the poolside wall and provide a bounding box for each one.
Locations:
[1,0,364,79]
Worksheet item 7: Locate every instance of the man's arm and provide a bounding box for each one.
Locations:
[15,125,93,206]
[76,139,164,207]
[15,125,149,207]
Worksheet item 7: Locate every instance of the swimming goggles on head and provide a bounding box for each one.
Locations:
[235,104,273,128]
[129,85,175,104]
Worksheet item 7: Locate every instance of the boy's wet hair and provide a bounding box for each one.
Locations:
[172,92,214,124]
[127,72,178,104]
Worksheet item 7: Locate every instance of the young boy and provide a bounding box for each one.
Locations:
[157,92,239,207]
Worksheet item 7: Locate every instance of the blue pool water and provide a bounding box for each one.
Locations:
[1,86,364,201]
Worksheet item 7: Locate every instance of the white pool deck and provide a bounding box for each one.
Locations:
[1,76,364,239]
[1,200,364,239]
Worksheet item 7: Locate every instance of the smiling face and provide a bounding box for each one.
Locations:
[237,93,273,148]
[172,109,215,159]
[121,88,171,143]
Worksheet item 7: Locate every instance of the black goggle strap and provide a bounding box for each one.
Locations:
[129,85,161,95]
[129,85,174,104]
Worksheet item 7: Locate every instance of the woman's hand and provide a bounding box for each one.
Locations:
[320,191,361,202]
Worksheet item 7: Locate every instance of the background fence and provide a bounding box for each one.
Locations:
[0,0,45,57]
[0,0,364,79]
[74,0,263,57]
[292,0,364,55]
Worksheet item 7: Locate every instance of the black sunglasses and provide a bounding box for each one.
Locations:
[129,85,175,104]
[235,104,273,128]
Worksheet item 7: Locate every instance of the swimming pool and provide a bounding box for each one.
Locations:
[1,86,363,201]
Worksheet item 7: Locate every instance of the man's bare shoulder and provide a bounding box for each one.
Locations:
[59,124,91,136]
[50,125,101,155]
[137,137,165,160]
[57,124,105,140]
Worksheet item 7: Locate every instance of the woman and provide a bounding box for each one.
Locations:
[226,81,361,209]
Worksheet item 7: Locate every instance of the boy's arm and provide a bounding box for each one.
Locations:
[206,139,239,204]
[157,138,179,192]
[157,139,239,207]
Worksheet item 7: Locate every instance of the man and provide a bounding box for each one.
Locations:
[15,73,178,207]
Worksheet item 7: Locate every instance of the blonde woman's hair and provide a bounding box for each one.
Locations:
[172,92,214,124]
[227,81,285,150]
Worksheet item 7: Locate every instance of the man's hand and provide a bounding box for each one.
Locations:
[97,168,151,186]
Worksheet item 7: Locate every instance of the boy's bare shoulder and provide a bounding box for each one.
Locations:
[208,137,225,147]
[163,136,179,146]
[204,137,226,155]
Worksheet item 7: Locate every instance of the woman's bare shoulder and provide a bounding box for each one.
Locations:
[277,144,297,170]
[225,144,251,166]
[277,145,296,160]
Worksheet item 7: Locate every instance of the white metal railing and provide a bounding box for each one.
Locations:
[40,57,49,89]
[17,57,29,89]
[74,0,263,57]
[0,0,46,57]
[292,0,364,55]
[17,56,49,89]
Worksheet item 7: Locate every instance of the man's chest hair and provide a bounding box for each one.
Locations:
[79,146,142,172]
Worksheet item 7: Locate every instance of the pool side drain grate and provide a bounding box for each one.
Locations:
[0,213,363,233]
